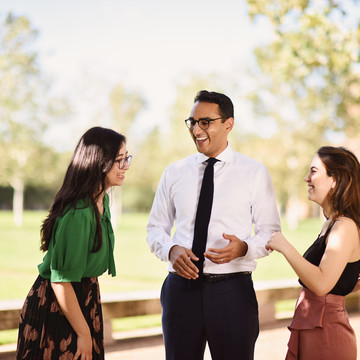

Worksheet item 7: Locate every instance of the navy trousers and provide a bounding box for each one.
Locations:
[161,272,259,360]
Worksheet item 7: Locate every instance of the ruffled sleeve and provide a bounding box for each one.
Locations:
[49,205,95,282]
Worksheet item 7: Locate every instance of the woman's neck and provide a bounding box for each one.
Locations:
[322,201,333,221]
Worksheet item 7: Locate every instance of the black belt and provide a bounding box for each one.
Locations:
[203,271,251,283]
[170,271,251,283]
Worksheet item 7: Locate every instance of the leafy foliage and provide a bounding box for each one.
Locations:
[0,13,69,223]
[245,0,360,211]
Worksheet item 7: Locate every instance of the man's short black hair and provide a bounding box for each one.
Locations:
[194,90,234,119]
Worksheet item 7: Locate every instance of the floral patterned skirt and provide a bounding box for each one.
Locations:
[16,275,104,360]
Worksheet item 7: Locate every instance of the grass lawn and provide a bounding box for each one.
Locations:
[0,210,323,345]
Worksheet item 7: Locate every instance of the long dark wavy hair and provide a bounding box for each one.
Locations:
[318,146,360,228]
[40,127,126,252]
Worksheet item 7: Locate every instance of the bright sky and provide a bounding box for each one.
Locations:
[2,0,272,151]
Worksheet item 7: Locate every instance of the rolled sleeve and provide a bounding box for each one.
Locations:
[147,168,176,262]
[242,165,281,261]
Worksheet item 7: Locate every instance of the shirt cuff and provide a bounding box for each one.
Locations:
[163,242,176,262]
[241,240,271,260]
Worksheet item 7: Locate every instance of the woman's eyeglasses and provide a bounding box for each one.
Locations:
[115,155,132,169]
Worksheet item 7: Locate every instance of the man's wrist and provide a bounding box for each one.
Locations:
[241,241,248,257]
[168,244,178,262]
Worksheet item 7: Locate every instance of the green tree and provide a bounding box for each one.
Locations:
[0,13,68,225]
[108,83,146,221]
[109,83,146,141]
[166,74,224,163]
[124,74,228,212]
[245,0,360,222]
[124,126,163,211]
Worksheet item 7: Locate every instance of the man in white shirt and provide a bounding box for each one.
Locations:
[147,90,281,360]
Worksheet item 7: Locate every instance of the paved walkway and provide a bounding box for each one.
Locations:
[103,323,289,359]
[2,313,360,359]
[104,312,360,360]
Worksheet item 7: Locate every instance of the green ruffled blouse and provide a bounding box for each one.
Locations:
[38,193,116,282]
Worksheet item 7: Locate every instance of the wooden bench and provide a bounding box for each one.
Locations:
[0,300,23,332]
[255,279,302,325]
[101,290,161,343]
[256,279,360,325]
[2,281,360,343]
[0,291,162,344]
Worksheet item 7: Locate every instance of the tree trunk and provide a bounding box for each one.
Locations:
[109,187,123,229]
[286,195,299,230]
[11,178,24,227]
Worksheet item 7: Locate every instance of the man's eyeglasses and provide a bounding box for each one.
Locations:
[115,155,132,169]
[184,117,224,130]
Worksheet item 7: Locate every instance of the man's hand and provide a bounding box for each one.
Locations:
[204,233,248,264]
[169,245,199,279]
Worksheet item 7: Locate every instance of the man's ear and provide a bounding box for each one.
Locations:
[225,117,234,132]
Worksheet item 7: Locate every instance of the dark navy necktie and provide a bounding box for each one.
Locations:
[192,157,218,277]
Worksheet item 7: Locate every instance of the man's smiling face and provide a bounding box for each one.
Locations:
[189,101,233,158]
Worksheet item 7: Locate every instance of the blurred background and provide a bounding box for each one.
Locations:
[1,0,360,224]
[0,0,360,345]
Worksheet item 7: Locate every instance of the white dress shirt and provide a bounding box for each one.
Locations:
[147,144,281,274]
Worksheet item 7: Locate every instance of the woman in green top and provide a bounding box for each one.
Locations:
[16,126,132,360]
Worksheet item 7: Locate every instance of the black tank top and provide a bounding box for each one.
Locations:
[299,224,360,296]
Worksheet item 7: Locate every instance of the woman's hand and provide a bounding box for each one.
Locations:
[265,232,289,253]
[51,282,93,359]
[74,332,93,360]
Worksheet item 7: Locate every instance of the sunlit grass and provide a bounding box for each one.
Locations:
[112,314,162,332]
[0,211,322,345]
[0,329,18,346]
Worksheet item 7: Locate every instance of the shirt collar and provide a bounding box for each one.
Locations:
[195,143,234,164]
